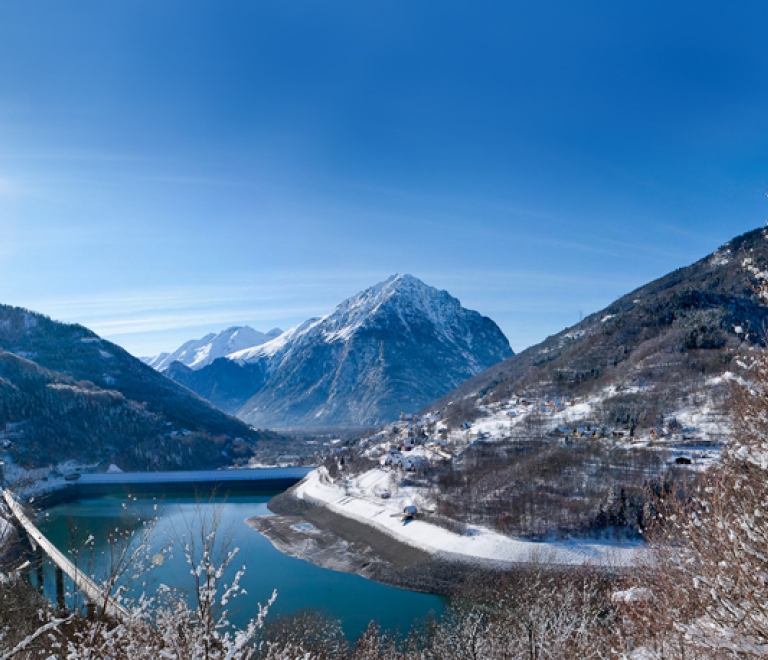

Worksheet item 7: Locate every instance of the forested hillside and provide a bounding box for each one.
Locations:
[0,305,289,470]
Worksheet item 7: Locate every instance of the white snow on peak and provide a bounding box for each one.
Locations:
[322,274,443,341]
[226,274,481,367]
[229,317,324,362]
[143,325,283,371]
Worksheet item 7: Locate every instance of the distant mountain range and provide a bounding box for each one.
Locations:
[143,326,283,371]
[164,274,513,428]
[0,306,287,470]
[427,227,768,432]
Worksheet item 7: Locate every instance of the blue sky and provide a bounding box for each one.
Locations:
[1,1,767,356]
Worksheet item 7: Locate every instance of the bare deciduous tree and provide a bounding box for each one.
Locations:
[619,352,768,658]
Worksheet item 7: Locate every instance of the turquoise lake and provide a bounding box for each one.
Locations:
[37,493,445,641]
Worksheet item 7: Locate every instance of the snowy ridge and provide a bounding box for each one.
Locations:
[167,274,513,427]
[144,326,282,371]
[230,274,490,370]
[230,318,323,363]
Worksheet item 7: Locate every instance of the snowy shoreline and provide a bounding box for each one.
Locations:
[284,469,643,572]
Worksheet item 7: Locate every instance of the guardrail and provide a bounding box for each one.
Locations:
[2,488,129,619]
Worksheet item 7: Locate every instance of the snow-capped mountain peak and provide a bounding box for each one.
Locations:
[143,325,283,371]
[171,274,513,428]
[230,274,471,365]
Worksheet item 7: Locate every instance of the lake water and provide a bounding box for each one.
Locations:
[36,493,445,641]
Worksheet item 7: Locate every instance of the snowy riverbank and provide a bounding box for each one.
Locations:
[277,468,642,572]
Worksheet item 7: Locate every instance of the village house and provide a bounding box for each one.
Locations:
[384,452,403,467]
[402,455,427,471]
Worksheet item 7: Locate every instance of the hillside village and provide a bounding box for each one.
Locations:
[311,381,728,542]
[349,386,725,476]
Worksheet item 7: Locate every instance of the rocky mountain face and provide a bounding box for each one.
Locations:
[0,306,288,470]
[143,326,282,371]
[428,227,768,432]
[166,274,513,428]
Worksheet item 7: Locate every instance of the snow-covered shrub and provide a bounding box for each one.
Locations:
[618,353,768,658]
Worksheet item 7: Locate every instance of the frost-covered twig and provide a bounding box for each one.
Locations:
[0,614,73,660]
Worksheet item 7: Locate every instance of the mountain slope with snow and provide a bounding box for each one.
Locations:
[144,326,281,371]
[167,275,513,428]
[427,226,768,432]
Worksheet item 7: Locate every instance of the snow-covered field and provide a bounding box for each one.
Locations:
[294,468,641,568]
